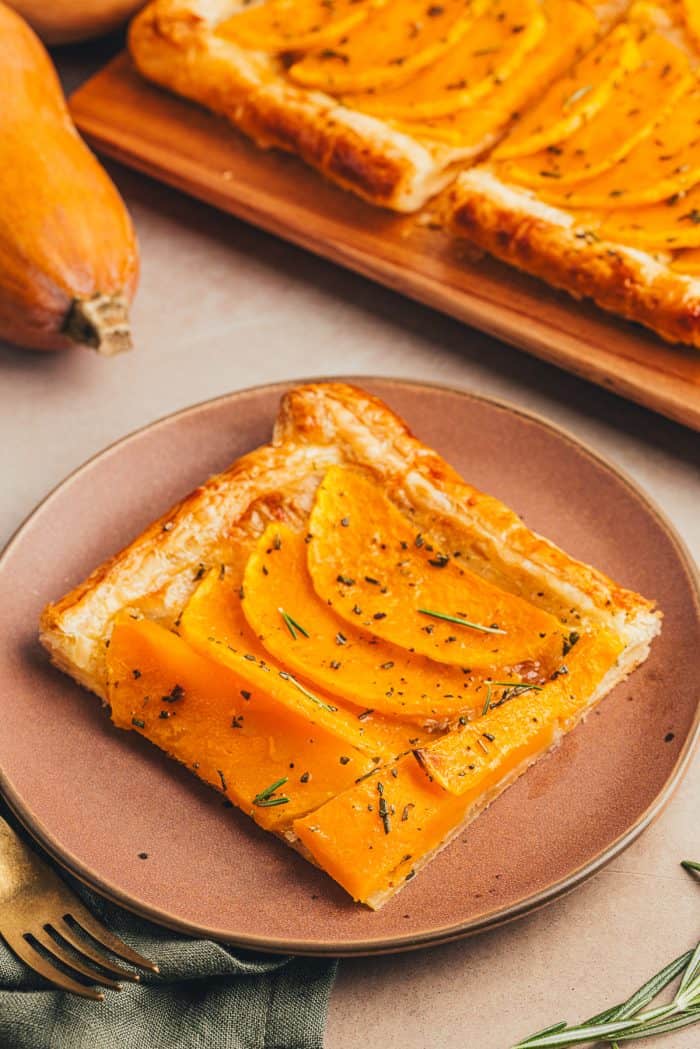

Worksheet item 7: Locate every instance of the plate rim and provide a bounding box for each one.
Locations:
[1,375,698,957]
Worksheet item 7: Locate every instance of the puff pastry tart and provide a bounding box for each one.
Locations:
[40,383,660,908]
[448,0,700,346]
[127,0,624,211]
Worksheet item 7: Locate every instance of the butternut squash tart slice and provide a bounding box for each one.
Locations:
[448,3,700,347]
[40,382,660,909]
[128,0,622,211]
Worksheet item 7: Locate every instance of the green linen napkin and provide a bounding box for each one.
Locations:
[0,802,337,1049]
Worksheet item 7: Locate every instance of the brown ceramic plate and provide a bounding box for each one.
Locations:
[0,379,697,956]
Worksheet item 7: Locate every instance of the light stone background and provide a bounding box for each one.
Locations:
[1,37,697,1049]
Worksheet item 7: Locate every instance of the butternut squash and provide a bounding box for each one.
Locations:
[306,466,566,672]
[289,0,479,94]
[0,3,138,353]
[7,1,145,45]
[242,523,490,723]
[413,632,623,794]
[107,617,375,831]
[179,559,433,755]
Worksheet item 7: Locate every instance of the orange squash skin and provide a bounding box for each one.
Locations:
[0,2,139,352]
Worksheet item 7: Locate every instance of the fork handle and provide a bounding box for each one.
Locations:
[0,815,51,907]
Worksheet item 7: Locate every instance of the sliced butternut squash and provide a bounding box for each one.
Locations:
[306,466,566,672]
[683,0,700,50]
[294,753,466,904]
[413,631,623,793]
[242,522,499,722]
[392,0,598,148]
[594,186,700,249]
[670,246,700,274]
[288,0,480,94]
[295,630,623,905]
[179,560,433,756]
[501,32,691,187]
[106,618,374,831]
[348,0,545,121]
[539,86,700,209]
[216,0,384,54]
[493,23,641,160]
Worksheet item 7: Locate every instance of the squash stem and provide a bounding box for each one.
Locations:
[64,293,133,356]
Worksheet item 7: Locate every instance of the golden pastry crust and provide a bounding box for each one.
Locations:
[40,381,659,697]
[128,0,473,212]
[448,169,700,347]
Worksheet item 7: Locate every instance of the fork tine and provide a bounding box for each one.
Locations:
[31,928,123,991]
[54,920,141,982]
[66,907,159,973]
[2,930,104,1000]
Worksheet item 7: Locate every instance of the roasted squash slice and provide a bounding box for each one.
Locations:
[295,629,623,905]
[413,631,623,793]
[501,32,691,187]
[670,247,700,274]
[179,558,433,756]
[392,0,598,147]
[106,618,375,831]
[241,522,500,722]
[288,0,480,93]
[348,0,545,121]
[294,753,466,905]
[538,86,700,209]
[306,466,567,671]
[590,184,700,250]
[682,0,700,50]
[216,0,385,54]
[493,23,641,160]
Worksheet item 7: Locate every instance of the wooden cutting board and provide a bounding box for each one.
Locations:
[70,53,700,431]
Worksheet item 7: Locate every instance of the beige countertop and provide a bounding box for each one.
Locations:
[0,38,697,1049]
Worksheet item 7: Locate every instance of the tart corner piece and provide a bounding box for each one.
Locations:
[127,0,469,212]
[39,381,661,908]
[447,167,700,348]
[447,2,700,347]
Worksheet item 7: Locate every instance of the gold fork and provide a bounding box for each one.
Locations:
[0,815,158,999]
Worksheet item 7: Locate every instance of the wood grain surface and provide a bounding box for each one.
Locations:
[69,53,700,431]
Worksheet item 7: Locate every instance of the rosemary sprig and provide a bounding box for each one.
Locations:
[278,607,309,640]
[278,670,337,712]
[418,609,507,635]
[514,938,700,1048]
[488,682,544,691]
[253,777,290,808]
[481,683,492,717]
[681,859,700,874]
[480,681,543,714]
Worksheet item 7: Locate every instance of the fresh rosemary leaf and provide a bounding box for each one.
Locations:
[678,942,700,996]
[514,942,700,1048]
[278,607,310,640]
[681,859,700,874]
[253,776,288,805]
[488,682,543,691]
[583,949,693,1024]
[613,1006,700,1041]
[418,608,507,635]
[514,1017,643,1047]
[278,670,337,712]
[481,683,492,717]
[517,1021,568,1043]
